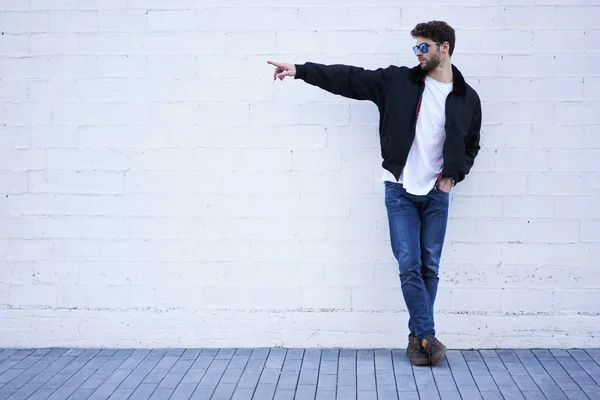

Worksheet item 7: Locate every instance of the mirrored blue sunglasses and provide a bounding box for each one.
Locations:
[412,42,441,54]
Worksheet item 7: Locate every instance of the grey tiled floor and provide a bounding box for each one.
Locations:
[1,348,599,400]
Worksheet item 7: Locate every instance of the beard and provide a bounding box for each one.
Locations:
[420,49,442,72]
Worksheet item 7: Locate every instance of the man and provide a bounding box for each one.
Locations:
[268,21,481,366]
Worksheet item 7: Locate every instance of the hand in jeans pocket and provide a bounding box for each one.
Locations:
[437,178,452,193]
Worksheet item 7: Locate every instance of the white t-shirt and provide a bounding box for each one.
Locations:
[382,75,453,195]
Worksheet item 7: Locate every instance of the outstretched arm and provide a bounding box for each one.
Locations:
[268,61,388,105]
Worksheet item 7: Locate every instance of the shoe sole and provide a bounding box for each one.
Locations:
[410,358,430,366]
[406,350,430,366]
[430,346,447,366]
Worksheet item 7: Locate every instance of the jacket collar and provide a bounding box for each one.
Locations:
[409,64,466,96]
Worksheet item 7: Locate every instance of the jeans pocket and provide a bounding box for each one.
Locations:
[384,181,396,192]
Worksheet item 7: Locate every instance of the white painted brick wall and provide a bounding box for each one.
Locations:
[1,1,599,349]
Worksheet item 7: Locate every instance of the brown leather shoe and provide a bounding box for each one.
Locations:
[421,336,447,366]
[406,336,430,366]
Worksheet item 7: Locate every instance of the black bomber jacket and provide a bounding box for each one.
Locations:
[294,62,482,184]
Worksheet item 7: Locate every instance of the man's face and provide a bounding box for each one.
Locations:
[414,36,442,72]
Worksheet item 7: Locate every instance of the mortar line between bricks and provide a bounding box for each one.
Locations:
[449,350,476,398]
[570,350,600,387]
[250,348,278,400]
[161,350,187,398]
[442,354,462,399]
[229,348,260,398]
[334,349,339,399]
[583,350,600,369]
[355,348,358,400]
[187,349,220,399]
[3,350,38,387]
[166,349,200,397]
[412,363,424,399]
[272,348,287,398]
[450,350,478,397]
[464,350,501,397]
[8,349,72,394]
[43,349,109,400]
[76,352,128,399]
[3,350,33,365]
[335,347,342,399]
[25,350,96,399]
[113,349,160,398]
[530,350,575,399]
[545,351,593,400]
[248,349,268,400]
[128,352,165,400]
[515,350,566,398]
[566,350,600,383]
[393,347,418,398]
[491,349,529,399]
[314,349,322,400]
[83,349,148,400]
[202,348,238,400]
[504,350,547,398]
[428,360,443,399]
[145,350,185,399]
[389,349,400,400]
[2,349,59,390]
[372,350,378,399]
[0,356,21,376]
[522,350,567,399]
[59,350,119,400]
[294,348,306,393]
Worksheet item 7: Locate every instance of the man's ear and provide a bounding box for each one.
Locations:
[442,41,450,54]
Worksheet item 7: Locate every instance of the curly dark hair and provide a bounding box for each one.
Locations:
[411,21,456,56]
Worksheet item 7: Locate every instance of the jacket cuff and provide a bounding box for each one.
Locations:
[294,63,306,80]
[442,173,460,186]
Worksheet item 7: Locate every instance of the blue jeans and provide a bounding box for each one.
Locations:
[384,181,449,340]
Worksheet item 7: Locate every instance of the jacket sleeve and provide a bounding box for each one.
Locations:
[294,62,389,105]
[459,97,482,182]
